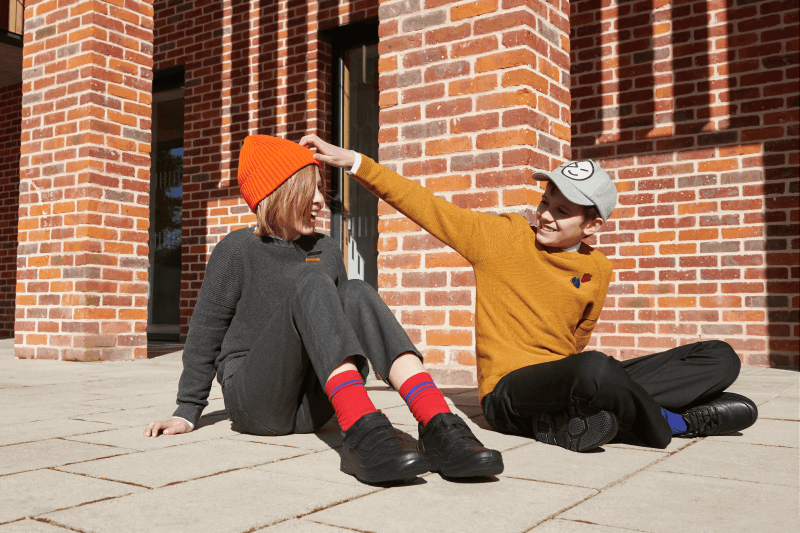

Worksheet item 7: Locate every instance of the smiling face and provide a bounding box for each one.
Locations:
[284,168,325,241]
[534,181,604,249]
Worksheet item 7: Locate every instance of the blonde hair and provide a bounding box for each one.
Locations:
[253,164,317,239]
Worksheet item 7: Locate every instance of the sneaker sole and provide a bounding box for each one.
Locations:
[429,449,504,478]
[534,410,619,452]
[341,452,431,484]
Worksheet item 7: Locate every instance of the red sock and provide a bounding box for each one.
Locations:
[398,372,451,427]
[324,370,377,431]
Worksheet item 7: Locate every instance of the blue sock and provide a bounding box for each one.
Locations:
[661,407,687,435]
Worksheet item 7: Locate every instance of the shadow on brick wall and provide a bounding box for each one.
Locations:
[570,0,799,367]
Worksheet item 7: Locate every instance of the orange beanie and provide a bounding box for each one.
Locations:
[238,135,321,211]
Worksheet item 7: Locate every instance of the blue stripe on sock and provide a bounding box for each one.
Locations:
[661,407,688,435]
[403,381,433,403]
[328,379,363,399]
[405,382,435,404]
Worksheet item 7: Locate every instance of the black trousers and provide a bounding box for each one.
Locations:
[482,341,741,448]
[222,270,420,436]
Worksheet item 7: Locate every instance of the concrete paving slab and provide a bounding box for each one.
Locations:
[79,393,183,410]
[0,403,110,427]
[719,388,784,407]
[561,470,800,532]
[44,469,379,533]
[442,387,480,406]
[255,519,353,532]
[0,519,74,532]
[57,438,309,488]
[0,439,128,476]
[726,373,798,394]
[758,388,799,421]
[745,368,799,382]
[0,469,143,524]
[651,439,798,487]
[531,519,638,532]
[0,418,120,447]
[379,404,419,427]
[0,389,110,407]
[362,387,406,409]
[230,420,343,451]
[714,418,798,448]
[65,415,235,451]
[500,441,667,489]
[308,474,596,533]
[73,398,227,427]
[256,449,366,486]
[606,434,694,453]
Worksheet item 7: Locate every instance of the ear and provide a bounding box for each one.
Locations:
[581,216,605,238]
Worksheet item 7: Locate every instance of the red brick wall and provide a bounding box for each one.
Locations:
[152,0,380,337]
[570,0,799,367]
[15,0,154,360]
[376,0,571,385]
[0,84,21,338]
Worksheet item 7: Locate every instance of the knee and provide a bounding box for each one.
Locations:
[341,278,380,309]
[706,340,741,387]
[293,269,337,297]
[568,351,618,394]
[570,351,615,376]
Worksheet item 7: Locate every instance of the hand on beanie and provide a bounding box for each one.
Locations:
[299,134,355,169]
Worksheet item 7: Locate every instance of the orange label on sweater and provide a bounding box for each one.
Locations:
[305,258,321,262]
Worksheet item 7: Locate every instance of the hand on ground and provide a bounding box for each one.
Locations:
[299,134,355,169]
[144,418,192,437]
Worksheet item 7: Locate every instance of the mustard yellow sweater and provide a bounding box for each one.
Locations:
[355,157,613,401]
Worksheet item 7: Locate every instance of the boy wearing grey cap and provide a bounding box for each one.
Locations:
[302,134,758,452]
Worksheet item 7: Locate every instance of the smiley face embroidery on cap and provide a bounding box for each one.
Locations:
[561,161,595,181]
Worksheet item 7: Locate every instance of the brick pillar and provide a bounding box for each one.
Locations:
[377,0,571,384]
[16,0,154,360]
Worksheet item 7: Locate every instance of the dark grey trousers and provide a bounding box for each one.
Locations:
[482,341,741,449]
[222,270,420,436]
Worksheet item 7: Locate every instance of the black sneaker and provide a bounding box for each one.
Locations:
[533,405,618,452]
[418,413,504,478]
[340,412,430,483]
[679,392,758,438]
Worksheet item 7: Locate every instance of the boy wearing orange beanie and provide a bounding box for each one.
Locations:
[146,135,504,484]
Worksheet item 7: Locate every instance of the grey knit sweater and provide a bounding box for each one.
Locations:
[172,228,348,426]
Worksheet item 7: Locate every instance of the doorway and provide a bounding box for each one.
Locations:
[148,67,184,341]
[327,20,380,289]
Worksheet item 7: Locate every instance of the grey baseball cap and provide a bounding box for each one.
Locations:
[532,160,617,220]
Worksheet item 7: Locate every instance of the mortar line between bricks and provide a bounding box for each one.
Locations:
[520,439,705,532]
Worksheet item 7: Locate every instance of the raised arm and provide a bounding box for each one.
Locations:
[300,134,515,265]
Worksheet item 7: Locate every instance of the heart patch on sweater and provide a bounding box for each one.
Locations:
[571,273,592,288]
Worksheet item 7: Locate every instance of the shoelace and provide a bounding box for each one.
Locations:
[683,406,719,436]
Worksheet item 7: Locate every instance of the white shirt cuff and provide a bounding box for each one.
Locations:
[346,151,362,175]
[173,416,194,429]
